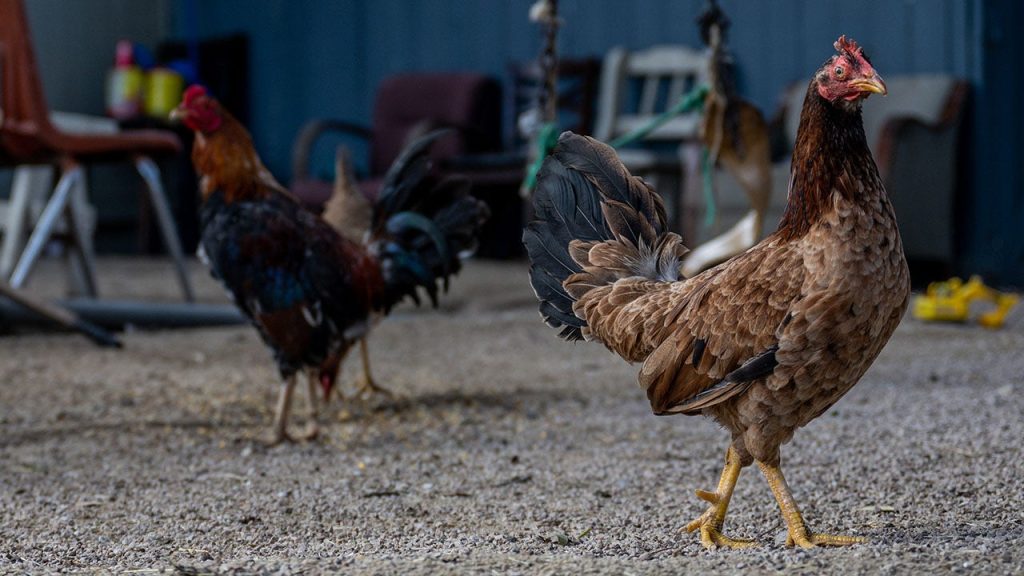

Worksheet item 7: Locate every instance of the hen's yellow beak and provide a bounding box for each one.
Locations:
[168,107,188,122]
[850,74,887,96]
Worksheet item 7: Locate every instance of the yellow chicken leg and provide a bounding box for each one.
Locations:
[757,460,866,548]
[301,372,320,441]
[267,374,321,445]
[684,446,757,549]
[268,376,297,446]
[353,339,395,399]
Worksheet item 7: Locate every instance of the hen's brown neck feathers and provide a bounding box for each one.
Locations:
[777,81,879,240]
[191,112,287,203]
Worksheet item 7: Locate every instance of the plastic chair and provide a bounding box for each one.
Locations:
[0,0,194,301]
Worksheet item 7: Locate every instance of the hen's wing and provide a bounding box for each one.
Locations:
[576,237,804,414]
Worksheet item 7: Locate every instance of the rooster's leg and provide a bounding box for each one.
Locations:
[268,376,297,446]
[300,372,320,441]
[757,460,866,548]
[354,338,394,399]
[683,446,757,549]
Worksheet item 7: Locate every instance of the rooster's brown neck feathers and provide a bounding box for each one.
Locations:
[191,112,287,204]
[777,81,879,240]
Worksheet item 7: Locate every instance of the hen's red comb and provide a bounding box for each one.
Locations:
[182,84,208,106]
[834,35,862,56]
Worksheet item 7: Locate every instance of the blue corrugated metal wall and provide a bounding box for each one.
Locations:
[179,0,979,175]
[176,0,1023,283]
[968,0,1024,283]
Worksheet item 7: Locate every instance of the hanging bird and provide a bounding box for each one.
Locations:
[684,0,773,276]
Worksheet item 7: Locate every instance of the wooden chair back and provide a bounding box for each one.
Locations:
[593,45,709,144]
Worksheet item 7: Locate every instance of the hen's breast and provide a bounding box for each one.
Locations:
[723,189,909,458]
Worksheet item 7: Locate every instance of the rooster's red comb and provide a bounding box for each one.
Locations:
[182,85,208,106]
[834,35,862,56]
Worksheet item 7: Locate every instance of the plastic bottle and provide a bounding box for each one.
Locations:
[106,40,144,120]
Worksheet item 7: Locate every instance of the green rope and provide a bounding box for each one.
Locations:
[521,122,560,195]
[609,84,715,228]
[522,84,716,229]
[609,84,709,148]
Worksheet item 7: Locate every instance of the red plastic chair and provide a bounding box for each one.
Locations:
[0,0,194,300]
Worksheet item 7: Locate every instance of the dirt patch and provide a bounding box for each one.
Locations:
[1,259,1022,574]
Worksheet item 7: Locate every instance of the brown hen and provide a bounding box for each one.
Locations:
[523,36,909,549]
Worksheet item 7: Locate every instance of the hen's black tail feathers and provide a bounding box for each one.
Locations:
[523,132,688,340]
[370,129,490,310]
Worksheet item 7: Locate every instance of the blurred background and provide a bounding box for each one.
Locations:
[4,0,1022,288]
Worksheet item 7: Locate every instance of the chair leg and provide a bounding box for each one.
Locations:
[65,170,99,298]
[9,166,83,289]
[1,166,51,278]
[134,156,195,303]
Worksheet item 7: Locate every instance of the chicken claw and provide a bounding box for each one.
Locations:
[682,447,757,549]
[353,374,395,400]
[349,339,397,400]
[758,460,867,548]
[786,532,866,548]
[298,423,319,442]
[264,429,296,447]
[264,425,318,447]
[684,488,757,549]
[695,525,758,550]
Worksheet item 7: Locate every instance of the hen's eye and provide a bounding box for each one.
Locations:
[835,66,844,77]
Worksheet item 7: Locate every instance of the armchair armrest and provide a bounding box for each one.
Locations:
[442,151,526,171]
[402,117,495,150]
[874,81,968,178]
[291,119,372,181]
[875,81,969,264]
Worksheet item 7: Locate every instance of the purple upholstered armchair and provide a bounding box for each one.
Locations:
[290,72,502,210]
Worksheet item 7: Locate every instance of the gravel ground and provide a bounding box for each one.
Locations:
[1,258,1023,574]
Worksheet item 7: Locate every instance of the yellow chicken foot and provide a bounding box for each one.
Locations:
[757,460,866,548]
[684,446,757,549]
[353,339,395,400]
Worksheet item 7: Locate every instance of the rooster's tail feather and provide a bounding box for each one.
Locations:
[371,130,489,310]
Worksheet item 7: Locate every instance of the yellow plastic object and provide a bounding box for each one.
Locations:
[144,68,184,118]
[912,275,1018,329]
